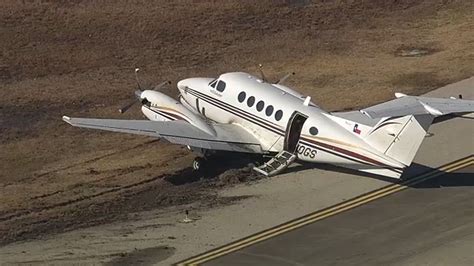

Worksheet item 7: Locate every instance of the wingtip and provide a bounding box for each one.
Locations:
[62,115,72,123]
[395,92,407,98]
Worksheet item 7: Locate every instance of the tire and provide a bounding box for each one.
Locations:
[193,157,204,171]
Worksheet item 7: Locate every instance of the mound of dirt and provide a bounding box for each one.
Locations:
[0,0,473,245]
[0,153,266,245]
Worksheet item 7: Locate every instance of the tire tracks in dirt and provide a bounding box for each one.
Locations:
[27,139,160,181]
[0,165,172,223]
[0,138,187,224]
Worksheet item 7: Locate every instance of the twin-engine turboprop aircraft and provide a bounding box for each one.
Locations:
[63,69,474,178]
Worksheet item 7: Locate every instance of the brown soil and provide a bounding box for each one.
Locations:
[0,0,473,245]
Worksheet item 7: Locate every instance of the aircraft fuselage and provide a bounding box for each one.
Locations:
[140,72,405,177]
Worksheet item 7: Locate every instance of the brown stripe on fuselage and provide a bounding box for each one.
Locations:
[182,88,403,171]
[301,136,404,171]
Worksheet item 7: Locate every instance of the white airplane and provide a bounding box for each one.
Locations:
[63,69,474,178]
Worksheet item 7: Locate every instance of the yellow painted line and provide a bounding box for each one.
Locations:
[185,158,473,265]
[178,156,473,265]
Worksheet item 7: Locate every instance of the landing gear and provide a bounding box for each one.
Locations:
[192,157,206,171]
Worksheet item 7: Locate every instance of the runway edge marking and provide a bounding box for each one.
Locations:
[177,155,474,265]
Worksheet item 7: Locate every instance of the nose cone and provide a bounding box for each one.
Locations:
[177,79,190,92]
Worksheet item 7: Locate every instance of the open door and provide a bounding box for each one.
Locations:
[253,111,308,177]
[284,111,308,153]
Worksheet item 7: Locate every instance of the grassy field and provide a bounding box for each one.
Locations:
[0,0,473,244]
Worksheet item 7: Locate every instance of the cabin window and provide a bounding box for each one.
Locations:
[247,96,255,107]
[238,91,246,103]
[216,80,226,92]
[309,127,319,135]
[265,105,274,116]
[256,100,264,112]
[275,110,283,121]
[209,79,217,88]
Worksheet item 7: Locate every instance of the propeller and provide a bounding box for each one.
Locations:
[118,68,171,114]
[119,90,143,114]
[258,64,267,82]
[119,99,137,114]
[153,80,171,91]
[258,64,295,84]
[134,67,143,90]
[276,72,295,84]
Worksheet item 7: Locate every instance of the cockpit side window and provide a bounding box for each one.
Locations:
[216,80,226,92]
[209,79,217,88]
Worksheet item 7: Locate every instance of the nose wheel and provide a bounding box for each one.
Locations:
[192,157,206,171]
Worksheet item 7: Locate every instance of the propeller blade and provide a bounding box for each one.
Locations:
[153,80,171,91]
[134,68,143,90]
[119,100,137,114]
[276,72,295,84]
[258,64,267,82]
[135,90,142,98]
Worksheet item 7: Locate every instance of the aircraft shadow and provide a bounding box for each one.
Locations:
[165,152,472,189]
[286,161,474,188]
[164,152,265,186]
[405,163,474,189]
[433,114,474,124]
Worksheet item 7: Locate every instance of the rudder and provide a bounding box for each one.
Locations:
[364,114,434,166]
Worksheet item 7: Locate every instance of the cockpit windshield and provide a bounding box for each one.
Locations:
[216,80,226,92]
[208,79,217,88]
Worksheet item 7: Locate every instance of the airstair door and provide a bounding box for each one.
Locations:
[253,111,308,177]
[284,111,308,153]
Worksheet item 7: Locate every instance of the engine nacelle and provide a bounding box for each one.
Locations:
[140,90,216,136]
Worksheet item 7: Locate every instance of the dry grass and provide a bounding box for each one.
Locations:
[0,0,473,244]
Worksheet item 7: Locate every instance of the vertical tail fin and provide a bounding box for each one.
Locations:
[364,114,434,166]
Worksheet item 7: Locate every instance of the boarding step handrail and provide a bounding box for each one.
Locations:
[253,150,297,177]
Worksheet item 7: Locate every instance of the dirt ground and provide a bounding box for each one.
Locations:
[0,0,473,246]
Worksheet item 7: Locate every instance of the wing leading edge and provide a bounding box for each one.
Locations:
[62,116,263,153]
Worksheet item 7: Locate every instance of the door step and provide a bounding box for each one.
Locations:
[253,150,297,177]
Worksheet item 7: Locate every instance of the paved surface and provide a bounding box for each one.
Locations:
[1,79,472,265]
[178,78,474,265]
[206,165,474,266]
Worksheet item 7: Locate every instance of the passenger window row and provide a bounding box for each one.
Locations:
[237,91,283,121]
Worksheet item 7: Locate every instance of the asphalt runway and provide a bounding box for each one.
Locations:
[203,164,474,266]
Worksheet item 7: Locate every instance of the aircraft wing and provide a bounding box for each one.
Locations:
[62,116,263,153]
[360,96,474,119]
